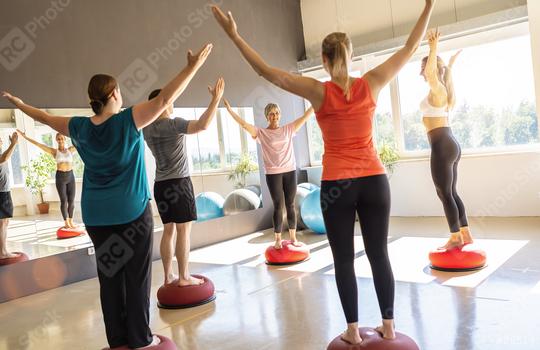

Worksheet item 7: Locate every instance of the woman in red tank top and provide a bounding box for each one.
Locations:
[213,2,435,345]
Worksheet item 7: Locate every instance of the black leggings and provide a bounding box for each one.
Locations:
[321,174,394,323]
[428,127,468,233]
[55,170,75,220]
[86,204,154,348]
[266,170,297,233]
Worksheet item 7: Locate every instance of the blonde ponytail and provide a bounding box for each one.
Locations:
[322,32,352,100]
[442,65,455,110]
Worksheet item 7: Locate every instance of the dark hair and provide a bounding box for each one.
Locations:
[148,89,161,100]
[88,74,117,114]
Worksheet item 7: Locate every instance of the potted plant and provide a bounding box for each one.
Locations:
[228,153,259,188]
[378,142,400,176]
[22,152,56,214]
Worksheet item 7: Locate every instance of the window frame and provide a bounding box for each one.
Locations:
[303,21,540,165]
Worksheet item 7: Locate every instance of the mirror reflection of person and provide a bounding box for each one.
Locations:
[0,132,18,260]
[212,0,434,344]
[17,130,78,229]
[2,43,213,349]
[224,99,313,249]
[420,29,472,250]
[143,77,224,287]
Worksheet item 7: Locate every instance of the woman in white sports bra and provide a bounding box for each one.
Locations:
[18,130,78,229]
[420,29,473,250]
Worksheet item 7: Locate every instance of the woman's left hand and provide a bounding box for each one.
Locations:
[212,6,239,39]
[208,77,225,101]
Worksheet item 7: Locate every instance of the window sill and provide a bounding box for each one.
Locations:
[307,147,540,168]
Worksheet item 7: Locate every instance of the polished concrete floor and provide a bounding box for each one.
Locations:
[1,217,540,350]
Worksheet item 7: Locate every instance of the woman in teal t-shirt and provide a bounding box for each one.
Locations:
[2,44,213,349]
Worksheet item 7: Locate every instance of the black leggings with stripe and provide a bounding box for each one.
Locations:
[321,174,394,323]
[428,127,468,233]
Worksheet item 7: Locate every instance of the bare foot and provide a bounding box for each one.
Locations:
[0,252,19,259]
[460,227,474,245]
[290,240,302,247]
[274,238,282,249]
[164,273,178,285]
[135,335,160,349]
[340,328,362,345]
[375,324,396,340]
[438,232,464,250]
[178,275,204,287]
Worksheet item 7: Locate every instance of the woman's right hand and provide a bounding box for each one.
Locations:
[16,129,26,138]
[427,28,440,49]
[187,43,213,69]
[1,91,23,106]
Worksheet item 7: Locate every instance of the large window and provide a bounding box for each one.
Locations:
[399,34,538,152]
[173,107,257,174]
[34,126,84,179]
[305,24,539,164]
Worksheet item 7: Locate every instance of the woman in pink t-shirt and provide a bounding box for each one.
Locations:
[224,99,313,249]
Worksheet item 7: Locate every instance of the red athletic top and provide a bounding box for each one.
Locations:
[315,78,386,181]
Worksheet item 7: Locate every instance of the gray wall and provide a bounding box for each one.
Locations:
[0,0,310,248]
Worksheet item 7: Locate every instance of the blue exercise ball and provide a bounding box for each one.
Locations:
[300,188,326,234]
[195,192,225,222]
[298,182,319,193]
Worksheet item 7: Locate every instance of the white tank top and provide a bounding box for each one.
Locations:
[55,149,73,164]
[420,96,448,117]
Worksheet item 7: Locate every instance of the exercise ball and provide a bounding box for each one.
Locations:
[195,192,225,222]
[157,274,216,309]
[298,182,319,192]
[0,252,29,266]
[301,188,326,234]
[294,186,311,230]
[57,227,86,239]
[245,184,261,197]
[223,189,261,216]
[327,328,419,350]
[102,334,177,350]
[265,240,310,265]
[429,245,486,271]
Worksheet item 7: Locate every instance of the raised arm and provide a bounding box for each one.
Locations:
[1,92,71,136]
[424,29,446,97]
[132,44,213,130]
[186,78,225,134]
[0,132,18,164]
[223,98,257,138]
[212,6,325,109]
[364,0,436,99]
[17,129,56,155]
[292,106,315,133]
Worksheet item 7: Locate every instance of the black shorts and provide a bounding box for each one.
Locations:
[0,191,13,219]
[154,177,197,224]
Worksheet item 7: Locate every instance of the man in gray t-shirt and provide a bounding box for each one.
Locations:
[0,132,20,261]
[144,78,224,288]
